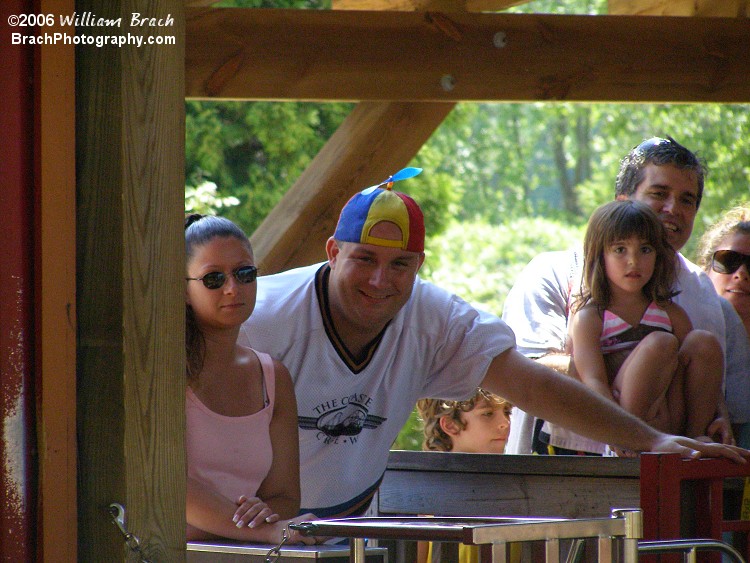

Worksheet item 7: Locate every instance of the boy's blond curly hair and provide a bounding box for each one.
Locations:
[416,388,511,452]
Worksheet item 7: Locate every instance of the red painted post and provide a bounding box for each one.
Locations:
[641,453,662,541]
[641,454,750,563]
[0,0,37,560]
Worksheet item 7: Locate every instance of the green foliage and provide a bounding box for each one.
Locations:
[412,101,750,261]
[186,100,353,236]
[391,408,423,451]
[507,0,606,14]
[423,216,585,316]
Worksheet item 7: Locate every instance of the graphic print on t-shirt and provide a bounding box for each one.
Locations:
[298,392,386,444]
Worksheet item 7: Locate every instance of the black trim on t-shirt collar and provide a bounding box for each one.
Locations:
[315,264,387,374]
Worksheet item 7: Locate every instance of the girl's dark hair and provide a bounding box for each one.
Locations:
[573,200,677,313]
[185,213,253,382]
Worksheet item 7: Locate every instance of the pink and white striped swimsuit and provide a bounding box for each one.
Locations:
[600,302,673,354]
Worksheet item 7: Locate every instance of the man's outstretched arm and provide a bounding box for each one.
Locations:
[481,348,750,463]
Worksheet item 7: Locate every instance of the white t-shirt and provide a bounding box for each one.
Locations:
[502,249,742,454]
[239,263,515,516]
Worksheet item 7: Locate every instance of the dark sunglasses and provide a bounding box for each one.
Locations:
[711,250,750,275]
[633,136,675,153]
[186,265,258,289]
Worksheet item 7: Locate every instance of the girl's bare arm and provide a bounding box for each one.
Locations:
[569,308,614,400]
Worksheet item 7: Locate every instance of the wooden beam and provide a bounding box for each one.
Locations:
[250,101,455,274]
[332,0,470,10]
[36,0,77,560]
[609,0,749,17]
[186,8,750,102]
[332,0,532,10]
[77,1,186,560]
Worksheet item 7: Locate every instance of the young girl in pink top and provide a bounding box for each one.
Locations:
[185,214,314,544]
[568,200,722,448]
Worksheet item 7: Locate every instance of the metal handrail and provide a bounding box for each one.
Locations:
[292,510,644,562]
[638,539,746,563]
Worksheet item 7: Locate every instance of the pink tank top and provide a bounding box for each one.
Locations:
[186,350,276,505]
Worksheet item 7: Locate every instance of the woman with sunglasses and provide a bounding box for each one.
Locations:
[184,214,316,544]
[698,204,750,448]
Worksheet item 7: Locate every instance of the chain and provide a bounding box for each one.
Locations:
[265,524,291,563]
[108,503,153,563]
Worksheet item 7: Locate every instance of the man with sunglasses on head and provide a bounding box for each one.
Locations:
[504,136,750,456]
[240,166,749,522]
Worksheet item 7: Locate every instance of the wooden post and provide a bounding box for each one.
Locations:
[35,0,78,560]
[76,1,186,560]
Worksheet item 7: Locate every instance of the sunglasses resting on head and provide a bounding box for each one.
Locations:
[634,136,674,152]
[186,265,258,289]
[711,250,750,275]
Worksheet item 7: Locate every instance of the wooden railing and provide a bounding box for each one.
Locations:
[377,450,641,519]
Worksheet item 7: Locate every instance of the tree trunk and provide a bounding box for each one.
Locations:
[553,116,581,216]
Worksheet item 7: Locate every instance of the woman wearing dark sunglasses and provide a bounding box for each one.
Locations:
[184,214,317,545]
[698,204,750,448]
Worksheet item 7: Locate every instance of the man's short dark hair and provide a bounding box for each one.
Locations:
[615,136,706,209]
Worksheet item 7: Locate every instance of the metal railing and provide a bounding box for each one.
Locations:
[291,509,748,563]
[638,539,745,563]
[292,509,643,563]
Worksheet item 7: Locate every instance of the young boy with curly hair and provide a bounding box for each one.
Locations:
[415,389,513,563]
[417,389,512,454]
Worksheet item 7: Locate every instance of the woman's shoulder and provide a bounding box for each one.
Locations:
[239,347,293,389]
